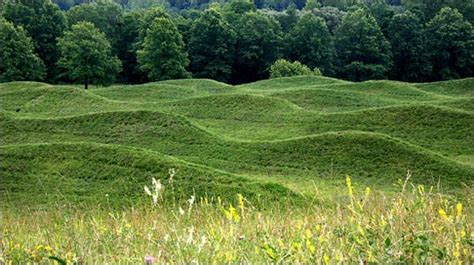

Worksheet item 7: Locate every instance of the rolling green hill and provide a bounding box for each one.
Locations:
[1,77,473,206]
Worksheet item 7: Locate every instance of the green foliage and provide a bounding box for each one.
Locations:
[229,11,282,83]
[368,3,397,36]
[334,8,392,81]
[303,0,320,11]
[311,6,346,33]
[269,59,321,78]
[3,0,67,80]
[188,8,236,82]
[387,11,432,81]
[137,17,190,81]
[57,22,122,89]
[286,13,334,75]
[137,6,171,41]
[0,19,45,82]
[223,0,256,14]
[404,0,474,22]
[1,0,473,86]
[114,11,142,83]
[66,0,123,41]
[426,7,474,80]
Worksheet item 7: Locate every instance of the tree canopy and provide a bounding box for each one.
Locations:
[387,11,432,81]
[188,8,236,82]
[286,13,334,75]
[334,8,392,81]
[426,7,474,80]
[1,0,473,85]
[137,17,190,81]
[230,11,282,83]
[0,19,45,82]
[3,0,67,80]
[57,22,122,89]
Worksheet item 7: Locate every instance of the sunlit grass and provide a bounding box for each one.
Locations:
[2,175,472,264]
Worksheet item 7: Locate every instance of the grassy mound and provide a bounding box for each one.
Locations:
[93,79,233,103]
[0,77,472,206]
[0,142,299,207]
[414,78,474,96]
[0,85,136,118]
[1,111,470,191]
[238,75,348,90]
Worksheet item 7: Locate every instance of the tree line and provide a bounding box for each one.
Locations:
[1,0,473,87]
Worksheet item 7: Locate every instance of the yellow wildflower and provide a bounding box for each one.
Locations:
[237,193,244,217]
[456,203,462,219]
[346,175,353,197]
[323,254,330,265]
[438,209,449,222]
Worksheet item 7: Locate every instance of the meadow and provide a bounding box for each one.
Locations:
[0,76,473,263]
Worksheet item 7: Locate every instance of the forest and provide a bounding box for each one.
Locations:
[1,0,473,86]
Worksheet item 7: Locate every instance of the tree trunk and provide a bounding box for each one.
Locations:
[84,76,89,90]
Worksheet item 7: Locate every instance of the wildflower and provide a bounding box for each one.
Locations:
[315,224,321,233]
[188,195,195,206]
[144,177,163,206]
[323,254,330,265]
[44,245,52,253]
[292,242,301,251]
[168,168,176,184]
[417,185,424,195]
[318,234,325,244]
[306,240,316,254]
[237,193,245,217]
[438,208,449,222]
[144,255,154,265]
[223,204,240,222]
[144,186,152,196]
[456,203,462,220]
[346,175,353,197]
[188,195,196,214]
[152,177,162,191]
[179,207,185,215]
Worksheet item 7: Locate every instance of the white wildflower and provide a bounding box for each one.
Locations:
[144,186,152,196]
[188,195,195,206]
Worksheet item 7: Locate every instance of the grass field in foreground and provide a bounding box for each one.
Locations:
[0,76,473,263]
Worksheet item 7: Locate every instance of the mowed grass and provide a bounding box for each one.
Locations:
[0,76,473,263]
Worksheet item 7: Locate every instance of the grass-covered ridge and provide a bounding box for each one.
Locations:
[0,77,473,206]
[1,77,473,264]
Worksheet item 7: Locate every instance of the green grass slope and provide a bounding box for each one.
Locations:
[0,142,299,207]
[0,76,473,206]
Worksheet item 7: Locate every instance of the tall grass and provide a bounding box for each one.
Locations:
[1,174,472,264]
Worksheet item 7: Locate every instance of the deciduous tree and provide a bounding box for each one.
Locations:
[0,19,45,82]
[387,11,432,81]
[188,8,236,82]
[426,7,474,80]
[230,11,282,83]
[334,8,392,81]
[57,22,121,89]
[137,17,190,81]
[287,13,335,75]
[3,0,67,80]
